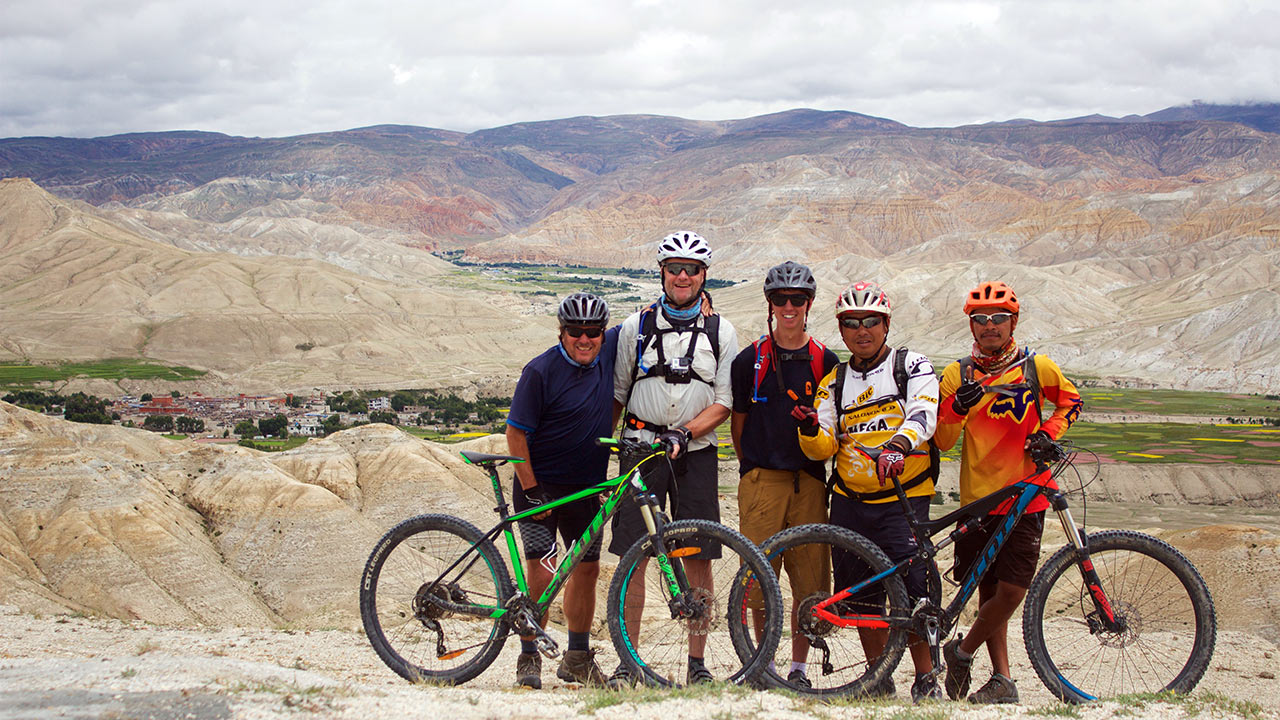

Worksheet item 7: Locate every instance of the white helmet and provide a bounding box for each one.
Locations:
[656,231,712,266]
[836,281,892,317]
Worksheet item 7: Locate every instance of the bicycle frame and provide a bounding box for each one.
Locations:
[428,443,681,624]
[811,451,1120,637]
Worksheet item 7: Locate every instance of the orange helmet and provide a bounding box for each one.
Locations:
[963,281,1020,314]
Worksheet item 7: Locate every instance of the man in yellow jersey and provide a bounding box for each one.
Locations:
[934,281,1083,704]
[795,281,942,702]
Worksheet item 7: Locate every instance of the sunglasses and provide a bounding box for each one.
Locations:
[564,326,604,338]
[769,293,810,308]
[663,262,705,277]
[839,315,885,329]
[969,312,1014,326]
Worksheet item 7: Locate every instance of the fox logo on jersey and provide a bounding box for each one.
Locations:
[988,386,1035,424]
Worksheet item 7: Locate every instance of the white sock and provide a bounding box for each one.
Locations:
[790,661,807,675]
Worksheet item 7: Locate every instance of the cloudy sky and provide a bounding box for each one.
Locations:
[3,0,1278,139]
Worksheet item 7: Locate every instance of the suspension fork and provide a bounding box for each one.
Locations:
[1051,493,1123,633]
[636,492,692,604]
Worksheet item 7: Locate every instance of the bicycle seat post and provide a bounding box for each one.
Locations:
[481,462,511,518]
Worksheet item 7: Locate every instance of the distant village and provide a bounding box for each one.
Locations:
[2,388,509,443]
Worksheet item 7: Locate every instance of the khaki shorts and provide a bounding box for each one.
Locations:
[738,468,830,607]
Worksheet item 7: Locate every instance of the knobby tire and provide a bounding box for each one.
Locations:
[1023,529,1216,703]
[747,523,909,696]
[608,519,783,687]
[360,514,513,685]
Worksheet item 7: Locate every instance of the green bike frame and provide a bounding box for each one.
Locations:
[443,440,682,621]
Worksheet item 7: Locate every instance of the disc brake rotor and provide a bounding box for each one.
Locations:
[797,592,836,638]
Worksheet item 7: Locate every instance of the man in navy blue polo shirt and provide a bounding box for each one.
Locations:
[506,292,618,689]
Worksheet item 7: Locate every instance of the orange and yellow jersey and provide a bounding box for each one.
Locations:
[798,349,939,503]
[935,352,1083,514]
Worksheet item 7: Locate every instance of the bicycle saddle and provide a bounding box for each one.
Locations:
[460,451,525,465]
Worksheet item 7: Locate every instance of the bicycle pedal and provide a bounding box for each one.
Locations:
[535,635,560,659]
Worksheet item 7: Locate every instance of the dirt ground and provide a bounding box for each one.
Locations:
[0,605,1276,720]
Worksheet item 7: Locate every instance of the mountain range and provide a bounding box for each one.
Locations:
[2,103,1279,393]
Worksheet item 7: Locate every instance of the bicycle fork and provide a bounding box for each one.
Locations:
[635,493,699,619]
[1052,495,1124,634]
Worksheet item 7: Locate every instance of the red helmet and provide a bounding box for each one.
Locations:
[963,281,1019,314]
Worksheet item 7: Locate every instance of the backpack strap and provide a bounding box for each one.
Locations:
[827,347,941,500]
[752,335,827,404]
[623,304,721,417]
[805,338,827,401]
[1023,349,1043,423]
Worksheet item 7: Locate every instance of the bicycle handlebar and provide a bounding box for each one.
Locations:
[594,437,663,455]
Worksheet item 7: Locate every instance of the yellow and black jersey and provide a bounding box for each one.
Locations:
[798,349,939,502]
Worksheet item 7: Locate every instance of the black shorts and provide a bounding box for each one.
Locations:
[829,494,931,607]
[953,511,1045,590]
[608,445,721,559]
[513,480,603,563]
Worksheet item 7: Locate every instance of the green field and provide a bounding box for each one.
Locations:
[400,427,496,443]
[711,416,1280,466]
[1077,387,1280,418]
[0,359,206,387]
[239,437,311,452]
[1064,422,1280,465]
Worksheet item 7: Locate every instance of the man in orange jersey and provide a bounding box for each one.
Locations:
[934,281,1083,704]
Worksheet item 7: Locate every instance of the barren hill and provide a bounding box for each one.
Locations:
[3,106,1280,392]
[2,400,1278,646]
[0,178,551,393]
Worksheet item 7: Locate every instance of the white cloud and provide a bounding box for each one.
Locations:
[1,0,1278,138]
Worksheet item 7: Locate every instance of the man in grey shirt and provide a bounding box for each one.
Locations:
[607,230,738,688]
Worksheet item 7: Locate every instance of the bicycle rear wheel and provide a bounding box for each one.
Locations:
[743,523,909,696]
[1023,530,1216,703]
[608,519,782,687]
[360,514,513,685]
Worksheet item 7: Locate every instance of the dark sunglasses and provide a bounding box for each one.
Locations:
[839,315,885,329]
[769,293,810,308]
[564,326,604,338]
[663,261,704,277]
[969,312,1014,326]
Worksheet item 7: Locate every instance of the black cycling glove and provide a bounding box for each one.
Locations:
[1025,430,1058,464]
[790,404,820,436]
[951,380,985,414]
[656,427,692,458]
[524,484,552,511]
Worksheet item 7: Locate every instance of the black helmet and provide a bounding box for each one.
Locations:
[557,292,609,326]
[763,261,816,298]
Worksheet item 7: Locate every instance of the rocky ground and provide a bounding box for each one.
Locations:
[1,605,1277,720]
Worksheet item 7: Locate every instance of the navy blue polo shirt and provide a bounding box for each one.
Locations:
[506,327,619,486]
[730,339,839,479]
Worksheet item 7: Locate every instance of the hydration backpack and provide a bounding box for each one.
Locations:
[749,335,829,405]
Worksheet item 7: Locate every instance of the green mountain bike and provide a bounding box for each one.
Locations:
[360,437,783,687]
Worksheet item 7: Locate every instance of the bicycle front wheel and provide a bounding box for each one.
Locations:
[608,519,783,687]
[360,514,513,685]
[746,523,909,696]
[1023,530,1217,703]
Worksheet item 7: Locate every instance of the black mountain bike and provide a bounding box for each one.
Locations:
[360,437,783,687]
[744,440,1216,702]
